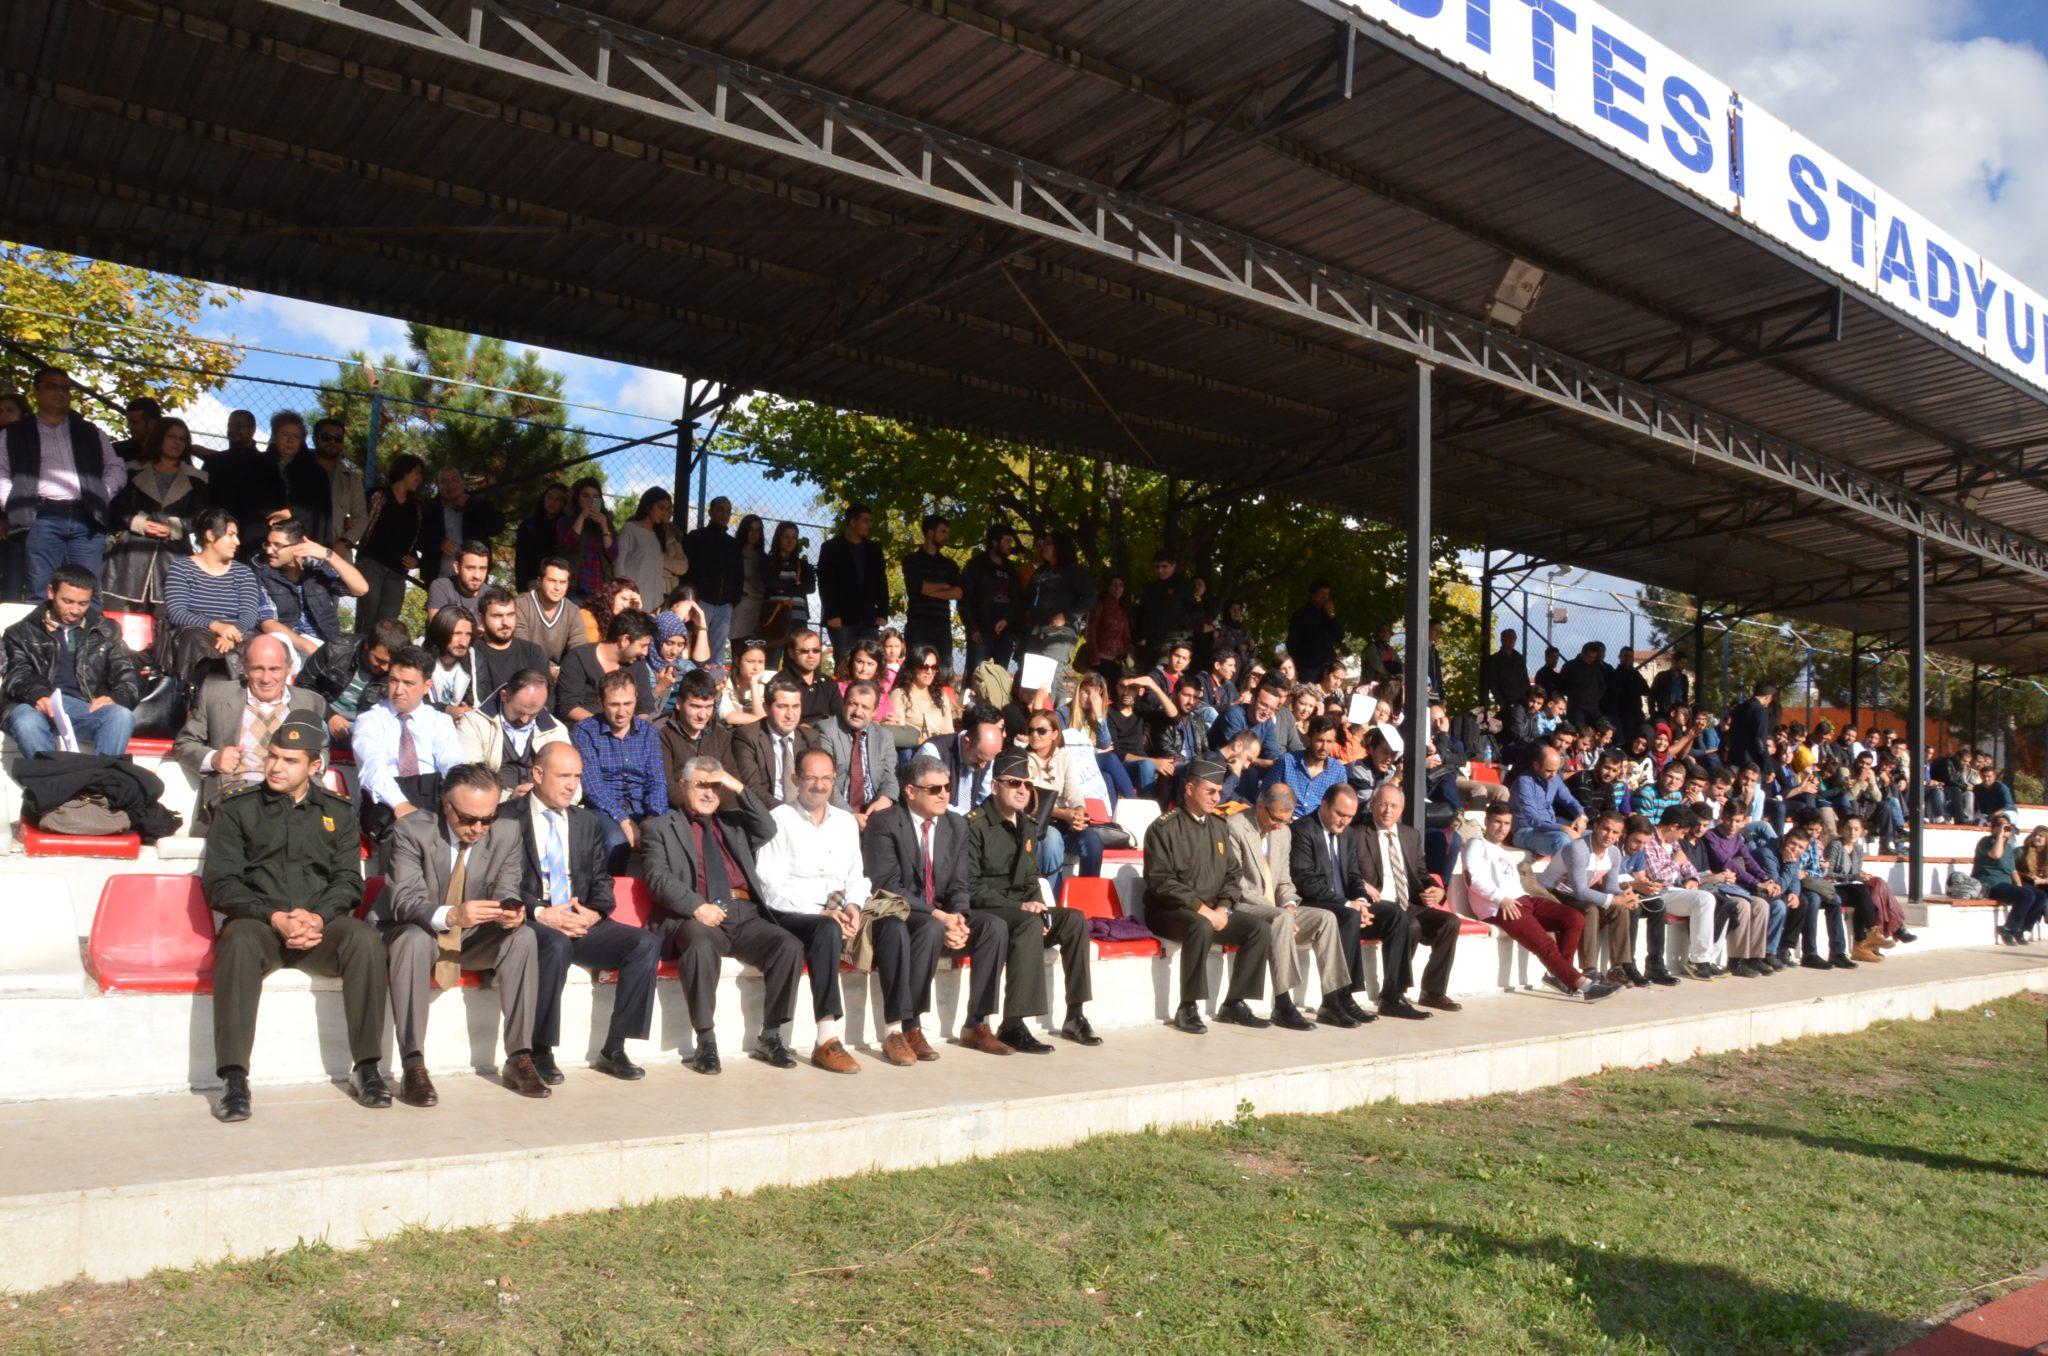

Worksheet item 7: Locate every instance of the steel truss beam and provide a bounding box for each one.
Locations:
[232,0,2048,585]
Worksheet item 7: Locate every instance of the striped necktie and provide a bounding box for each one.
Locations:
[542,810,571,906]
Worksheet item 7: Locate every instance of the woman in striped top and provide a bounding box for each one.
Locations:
[161,508,281,673]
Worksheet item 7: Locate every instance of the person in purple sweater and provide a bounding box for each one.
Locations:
[1699,803,1789,970]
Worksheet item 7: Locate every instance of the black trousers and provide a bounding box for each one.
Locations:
[533,915,659,1055]
[1836,881,1880,937]
[861,913,919,1026]
[767,907,848,1021]
[212,914,387,1074]
[675,898,803,1032]
[1300,898,1367,992]
[1144,904,1273,1006]
[1361,899,1419,1000]
[975,902,1092,1019]
[906,910,1007,1025]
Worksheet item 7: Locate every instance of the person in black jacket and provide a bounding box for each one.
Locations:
[1025,532,1095,668]
[1556,642,1610,728]
[816,503,889,670]
[1486,627,1532,714]
[1132,548,1192,659]
[299,620,407,746]
[193,408,284,563]
[900,513,962,671]
[1726,682,1777,771]
[1,564,143,760]
[417,466,507,580]
[959,525,1024,676]
[681,496,746,676]
[1286,579,1344,677]
[1604,646,1652,732]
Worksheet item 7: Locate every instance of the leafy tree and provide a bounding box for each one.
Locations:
[0,244,242,413]
[718,394,1476,681]
[316,325,591,517]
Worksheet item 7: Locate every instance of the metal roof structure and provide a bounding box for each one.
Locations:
[7,0,2048,665]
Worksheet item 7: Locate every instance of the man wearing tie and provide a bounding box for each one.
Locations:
[730,675,819,810]
[918,707,1007,817]
[352,646,469,848]
[376,762,549,1104]
[173,632,328,827]
[518,741,660,1084]
[1289,784,1412,1026]
[863,755,1012,1056]
[1223,781,1348,1030]
[815,679,899,828]
[1353,782,1462,1017]
[640,755,806,1074]
[1140,756,1274,1034]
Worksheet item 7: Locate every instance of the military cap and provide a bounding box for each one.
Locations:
[270,717,329,754]
[1185,756,1228,785]
[992,749,1031,780]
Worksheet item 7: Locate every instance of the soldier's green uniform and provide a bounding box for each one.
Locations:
[1142,805,1273,1008]
[964,797,1093,1020]
[205,777,387,1075]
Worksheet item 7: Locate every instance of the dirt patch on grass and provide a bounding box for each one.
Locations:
[1223,1150,1304,1178]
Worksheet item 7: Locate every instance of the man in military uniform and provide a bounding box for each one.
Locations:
[203,717,390,1122]
[1141,756,1275,1034]
[965,750,1098,1052]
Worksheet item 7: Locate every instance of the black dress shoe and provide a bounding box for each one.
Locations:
[216,1070,252,1123]
[1379,996,1431,1020]
[1799,955,1831,970]
[1271,997,1316,1031]
[530,1049,566,1087]
[1000,1020,1055,1053]
[687,1036,721,1075]
[1645,967,1680,987]
[1894,928,1918,944]
[1830,956,1858,969]
[1620,963,1649,988]
[1337,991,1376,1023]
[1315,998,1361,1029]
[350,1063,393,1109]
[1169,1003,1209,1034]
[594,1048,646,1080]
[398,1065,438,1108]
[1059,1012,1103,1046]
[752,1033,798,1069]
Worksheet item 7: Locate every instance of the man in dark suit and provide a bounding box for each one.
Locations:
[516,741,660,1084]
[921,705,1007,819]
[1726,681,1777,771]
[376,762,548,1104]
[639,753,805,1074]
[730,675,820,809]
[1352,782,1461,1017]
[864,754,1012,1056]
[417,465,507,580]
[1289,784,1403,1027]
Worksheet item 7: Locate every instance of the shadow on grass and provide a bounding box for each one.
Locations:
[1398,1222,1897,1355]
[1697,1121,2048,1181]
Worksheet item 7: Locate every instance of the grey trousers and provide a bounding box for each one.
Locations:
[1234,902,1346,1002]
[383,921,539,1061]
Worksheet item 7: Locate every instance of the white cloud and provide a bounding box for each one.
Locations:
[613,367,691,422]
[165,390,235,445]
[1605,0,2048,291]
[204,290,410,356]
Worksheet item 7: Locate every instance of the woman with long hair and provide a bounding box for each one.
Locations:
[883,644,961,742]
[162,507,280,672]
[717,637,771,726]
[615,486,689,604]
[1022,709,1104,877]
[354,452,426,634]
[758,519,814,665]
[514,481,569,589]
[579,577,644,645]
[878,626,906,693]
[424,604,479,717]
[1069,671,1136,804]
[838,639,884,696]
[105,416,207,613]
[1085,573,1133,684]
[728,512,769,645]
[556,476,616,602]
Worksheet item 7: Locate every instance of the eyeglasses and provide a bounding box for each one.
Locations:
[316,432,344,444]
[795,646,822,656]
[449,807,497,828]
[916,661,939,671]
[995,776,1030,788]
[1028,725,1056,735]
[911,781,949,794]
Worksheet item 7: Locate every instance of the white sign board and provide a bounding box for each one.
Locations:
[1342,0,2048,395]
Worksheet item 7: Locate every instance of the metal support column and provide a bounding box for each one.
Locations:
[1848,634,1861,726]
[672,416,693,527]
[1404,362,1434,835]
[362,391,384,486]
[1691,599,1706,710]
[1907,536,1927,906]
[1968,667,1981,753]
[1478,549,1495,716]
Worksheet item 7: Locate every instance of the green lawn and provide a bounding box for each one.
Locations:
[9,995,2047,1354]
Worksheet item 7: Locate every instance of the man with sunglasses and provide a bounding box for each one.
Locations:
[965,750,1099,1051]
[375,762,548,1105]
[310,418,367,554]
[864,755,1013,1056]
[777,627,843,726]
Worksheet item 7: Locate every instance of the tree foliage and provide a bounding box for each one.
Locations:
[317,325,591,516]
[0,244,242,413]
[718,393,1476,676]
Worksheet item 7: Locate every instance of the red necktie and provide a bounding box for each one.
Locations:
[851,730,867,807]
[919,816,935,908]
[397,712,420,778]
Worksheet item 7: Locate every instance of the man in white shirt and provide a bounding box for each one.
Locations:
[1223,781,1349,1030]
[1535,809,1642,980]
[351,645,469,847]
[1463,805,1619,1001]
[750,746,870,1074]
[0,366,128,598]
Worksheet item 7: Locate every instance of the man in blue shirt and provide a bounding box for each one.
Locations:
[1265,714,1350,821]
[1509,744,1586,857]
[571,668,670,871]
[1210,678,1287,775]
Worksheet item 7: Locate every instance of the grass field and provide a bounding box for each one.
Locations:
[7,994,2046,1354]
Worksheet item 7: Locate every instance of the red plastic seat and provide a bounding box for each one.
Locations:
[1100,848,1144,863]
[126,736,174,758]
[20,821,142,859]
[87,874,215,992]
[355,876,385,920]
[321,767,351,800]
[1061,875,1161,958]
[106,609,155,657]
[602,875,677,979]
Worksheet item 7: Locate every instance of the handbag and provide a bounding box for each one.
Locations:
[1944,871,1985,900]
[1094,822,1134,851]
[38,793,132,836]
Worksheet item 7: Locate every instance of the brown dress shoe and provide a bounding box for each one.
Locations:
[903,1027,940,1062]
[1851,937,1885,964]
[399,1065,438,1108]
[880,1032,917,1067]
[812,1038,861,1074]
[958,1023,1013,1056]
[1418,993,1463,1013]
[501,1053,552,1099]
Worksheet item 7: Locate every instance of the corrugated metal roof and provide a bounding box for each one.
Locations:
[5,0,2047,664]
